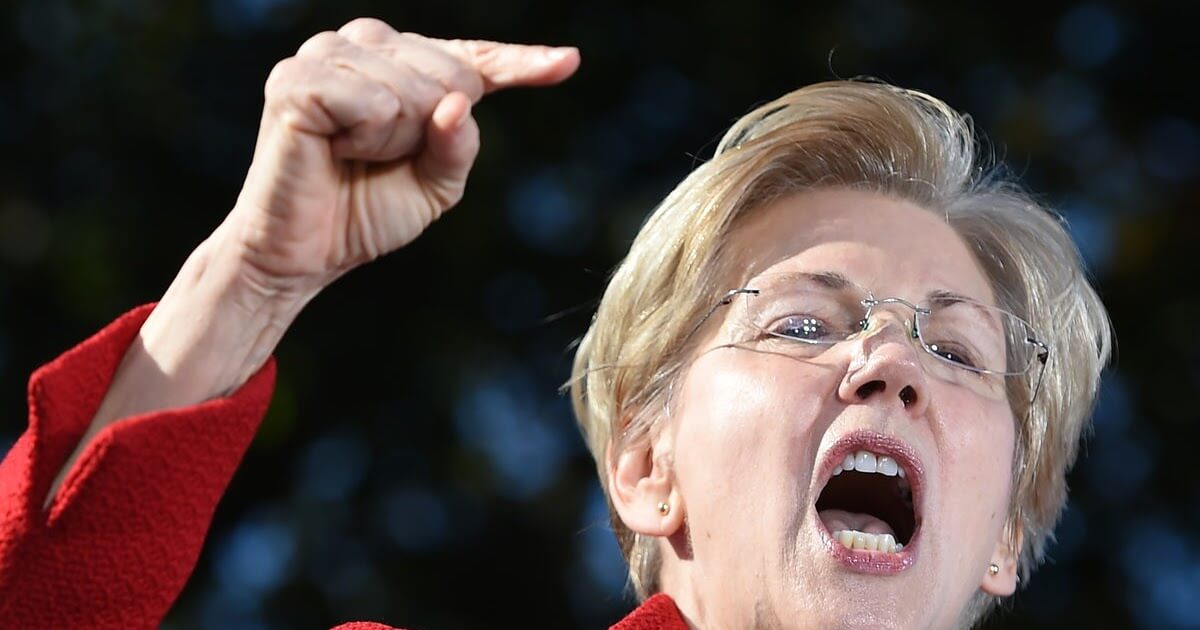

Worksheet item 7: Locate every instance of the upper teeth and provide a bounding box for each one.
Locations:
[833,450,906,478]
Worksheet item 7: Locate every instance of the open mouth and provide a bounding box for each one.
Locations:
[813,431,924,573]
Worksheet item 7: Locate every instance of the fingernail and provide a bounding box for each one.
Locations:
[456,101,472,129]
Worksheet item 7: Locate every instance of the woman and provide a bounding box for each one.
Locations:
[569,83,1110,627]
[0,18,1109,629]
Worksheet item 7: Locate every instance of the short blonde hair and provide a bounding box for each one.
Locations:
[569,81,1112,623]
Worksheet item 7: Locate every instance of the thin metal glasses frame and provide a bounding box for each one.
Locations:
[692,284,1051,403]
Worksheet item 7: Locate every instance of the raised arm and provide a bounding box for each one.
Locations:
[0,20,578,628]
[48,22,580,507]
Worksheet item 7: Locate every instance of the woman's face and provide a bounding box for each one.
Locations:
[653,190,1019,628]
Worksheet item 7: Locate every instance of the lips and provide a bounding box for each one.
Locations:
[811,430,926,574]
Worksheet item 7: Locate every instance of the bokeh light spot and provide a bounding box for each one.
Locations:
[1060,202,1113,273]
[1057,4,1122,68]
[295,429,371,502]
[453,363,572,500]
[377,486,452,553]
[507,169,593,256]
[212,511,297,597]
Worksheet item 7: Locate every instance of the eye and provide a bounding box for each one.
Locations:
[771,315,834,341]
[926,342,980,370]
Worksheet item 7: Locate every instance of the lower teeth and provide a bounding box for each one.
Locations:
[832,529,904,553]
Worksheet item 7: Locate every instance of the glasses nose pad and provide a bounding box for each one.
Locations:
[858,310,918,340]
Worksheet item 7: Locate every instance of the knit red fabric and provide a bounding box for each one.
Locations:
[609,593,689,629]
[0,305,275,628]
[0,306,688,629]
[327,593,689,630]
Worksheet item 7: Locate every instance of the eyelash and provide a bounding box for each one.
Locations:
[765,315,989,373]
[772,315,830,340]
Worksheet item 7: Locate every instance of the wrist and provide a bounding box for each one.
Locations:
[43,234,306,508]
[44,224,315,508]
[138,231,315,401]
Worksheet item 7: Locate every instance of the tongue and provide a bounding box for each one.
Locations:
[819,509,895,536]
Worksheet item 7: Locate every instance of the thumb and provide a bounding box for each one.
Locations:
[416,91,480,208]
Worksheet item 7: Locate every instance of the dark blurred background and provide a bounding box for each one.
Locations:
[2,1,1198,628]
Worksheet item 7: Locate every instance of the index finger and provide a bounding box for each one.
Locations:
[440,39,581,93]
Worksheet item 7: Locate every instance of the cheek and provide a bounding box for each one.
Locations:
[936,394,1017,538]
[671,354,831,539]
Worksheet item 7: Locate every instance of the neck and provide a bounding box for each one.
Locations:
[659,553,786,630]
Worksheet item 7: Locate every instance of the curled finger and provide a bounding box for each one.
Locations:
[264,57,397,136]
[265,57,413,163]
[338,19,486,102]
[415,91,480,209]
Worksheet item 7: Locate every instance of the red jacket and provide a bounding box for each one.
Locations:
[0,306,688,629]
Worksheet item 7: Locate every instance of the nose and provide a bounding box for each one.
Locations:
[837,311,930,417]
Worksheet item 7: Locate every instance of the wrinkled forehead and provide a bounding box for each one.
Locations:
[720,189,998,307]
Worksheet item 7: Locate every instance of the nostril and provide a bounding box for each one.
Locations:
[855,380,886,399]
[899,386,918,407]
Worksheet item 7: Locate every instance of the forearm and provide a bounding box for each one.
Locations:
[135,225,313,408]
[44,226,313,508]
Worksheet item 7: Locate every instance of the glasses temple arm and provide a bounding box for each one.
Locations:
[1026,337,1050,406]
[685,288,761,341]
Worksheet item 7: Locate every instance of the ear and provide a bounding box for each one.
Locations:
[606,425,685,538]
[980,520,1023,596]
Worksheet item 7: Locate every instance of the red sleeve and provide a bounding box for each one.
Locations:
[0,304,276,629]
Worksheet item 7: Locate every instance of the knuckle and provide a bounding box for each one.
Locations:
[297,30,344,57]
[338,17,394,43]
[457,39,495,60]
[466,42,505,70]
[448,38,478,54]
[264,58,325,107]
[265,57,301,93]
[275,105,311,132]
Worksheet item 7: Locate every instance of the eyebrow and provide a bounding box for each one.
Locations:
[927,288,979,303]
[927,289,1005,332]
[772,270,994,311]
[803,270,855,290]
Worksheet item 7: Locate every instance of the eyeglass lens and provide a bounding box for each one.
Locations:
[723,272,1042,401]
